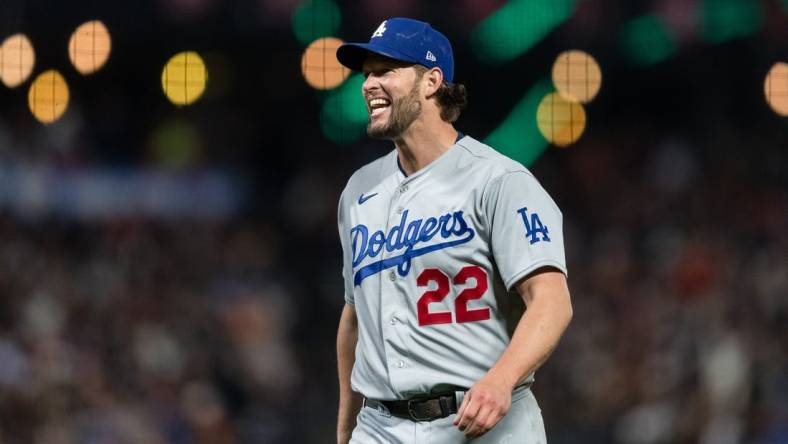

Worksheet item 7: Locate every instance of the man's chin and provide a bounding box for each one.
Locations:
[367,123,398,140]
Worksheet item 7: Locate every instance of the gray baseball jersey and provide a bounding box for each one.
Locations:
[338,135,567,400]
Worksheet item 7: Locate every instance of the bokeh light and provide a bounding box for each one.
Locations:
[320,73,367,144]
[162,51,207,106]
[764,62,788,116]
[68,20,112,75]
[150,118,203,168]
[28,70,70,124]
[471,0,576,65]
[552,50,602,104]
[486,79,553,167]
[536,92,586,147]
[301,37,350,90]
[700,0,762,44]
[291,0,341,46]
[0,34,35,88]
[620,15,676,66]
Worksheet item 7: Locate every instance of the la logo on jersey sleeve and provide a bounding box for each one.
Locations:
[516,207,550,245]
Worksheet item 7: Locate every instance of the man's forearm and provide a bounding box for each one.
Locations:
[337,304,362,443]
[487,271,573,388]
[453,270,573,437]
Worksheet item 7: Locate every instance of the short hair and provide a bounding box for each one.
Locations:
[413,65,468,123]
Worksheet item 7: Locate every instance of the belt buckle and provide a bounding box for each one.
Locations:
[407,399,430,421]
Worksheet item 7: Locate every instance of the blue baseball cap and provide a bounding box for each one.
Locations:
[337,18,455,82]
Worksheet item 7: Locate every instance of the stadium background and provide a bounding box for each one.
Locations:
[0,0,786,443]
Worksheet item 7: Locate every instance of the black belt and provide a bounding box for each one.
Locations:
[364,393,459,422]
[363,381,532,422]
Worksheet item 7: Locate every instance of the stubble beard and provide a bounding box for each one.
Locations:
[367,84,422,140]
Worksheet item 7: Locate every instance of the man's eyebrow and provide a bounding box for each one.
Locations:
[364,63,393,73]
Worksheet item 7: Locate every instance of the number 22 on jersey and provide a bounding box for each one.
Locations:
[416,265,490,326]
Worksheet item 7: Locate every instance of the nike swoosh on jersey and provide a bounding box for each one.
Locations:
[358,193,378,205]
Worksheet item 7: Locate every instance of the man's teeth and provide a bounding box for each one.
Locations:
[368,98,390,117]
[369,98,390,109]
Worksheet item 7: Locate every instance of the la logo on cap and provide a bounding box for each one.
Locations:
[372,21,387,38]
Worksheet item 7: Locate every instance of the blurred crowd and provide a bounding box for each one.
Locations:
[0,217,309,443]
[0,1,786,443]
[0,120,785,444]
[534,124,788,444]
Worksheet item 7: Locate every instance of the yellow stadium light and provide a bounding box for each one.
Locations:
[28,70,69,124]
[551,50,602,104]
[764,62,788,116]
[68,20,112,75]
[0,34,35,88]
[162,51,207,106]
[536,92,586,147]
[301,37,350,90]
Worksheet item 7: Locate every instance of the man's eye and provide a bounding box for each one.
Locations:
[363,68,393,78]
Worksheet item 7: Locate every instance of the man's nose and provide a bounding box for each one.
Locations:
[362,74,380,95]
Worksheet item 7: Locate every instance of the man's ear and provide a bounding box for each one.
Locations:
[423,67,444,97]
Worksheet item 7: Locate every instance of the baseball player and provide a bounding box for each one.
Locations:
[334,18,573,443]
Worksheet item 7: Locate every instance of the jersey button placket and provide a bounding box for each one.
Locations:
[380,185,399,389]
[386,180,413,390]
[387,185,405,284]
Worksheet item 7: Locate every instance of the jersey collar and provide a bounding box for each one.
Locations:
[397,131,465,178]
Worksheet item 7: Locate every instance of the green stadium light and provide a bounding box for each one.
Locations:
[320,74,368,144]
[620,15,676,66]
[291,0,341,46]
[485,79,553,167]
[471,0,576,65]
[700,0,762,44]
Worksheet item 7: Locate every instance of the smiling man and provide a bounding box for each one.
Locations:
[334,18,573,444]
